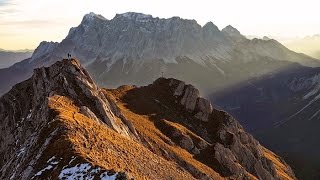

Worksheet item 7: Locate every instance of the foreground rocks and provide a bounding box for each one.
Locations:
[0,59,296,179]
[149,78,296,179]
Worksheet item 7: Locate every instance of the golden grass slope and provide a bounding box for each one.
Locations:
[47,95,197,179]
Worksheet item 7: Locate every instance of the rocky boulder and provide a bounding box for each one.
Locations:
[194,98,213,122]
[151,77,296,179]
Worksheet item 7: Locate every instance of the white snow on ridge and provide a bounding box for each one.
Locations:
[100,172,117,180]
[17,147,26,157]
[58,163,117,180]
[275,93,320,127]
[34,165,54,176]
[303,74,320,99]
[84,12,107,22]
[303,84,320,99]
[27,109,32,119]
[308,108,320,121]
[121,12,153,21]
[33,156,60,178]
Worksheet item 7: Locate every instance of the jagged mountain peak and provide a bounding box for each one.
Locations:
[30,41,58,62]
[263,36,272,40]
[82,12,107,22]
[222,25,246,41]
[115,12,153,21]
[222,25,240,34]
[0,11,318,98]
[114,12,199,24]
[203,21,220,32]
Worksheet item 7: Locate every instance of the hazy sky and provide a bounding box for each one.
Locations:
[1,0,320,50]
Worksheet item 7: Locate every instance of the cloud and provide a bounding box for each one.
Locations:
[0,8,16,14]
[0,0,19,17]
[0,19,64,27]
[0,0,12,6]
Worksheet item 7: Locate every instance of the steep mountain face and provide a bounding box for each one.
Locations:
[211,65,320,131]
[210,65,320,179]
[0,49,33,68]
[0,59,295,179]
[0,41,58,95]
[0,12,318,96]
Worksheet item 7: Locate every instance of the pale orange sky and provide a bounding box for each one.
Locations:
[1,0,320,50]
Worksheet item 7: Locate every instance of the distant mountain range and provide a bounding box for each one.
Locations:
[0,49,33,68]
[283,34,320,59]
[0,12,318,95]
[210,65,320,178]
[0,12,320,179]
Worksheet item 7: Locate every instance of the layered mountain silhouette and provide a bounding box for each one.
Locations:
[0,12,320,179]
[0,58,295,179]
[0,49,33,69]
[0,12,319,96]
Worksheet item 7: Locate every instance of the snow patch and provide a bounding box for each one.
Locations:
[9,172,16,180]
[17,147,26,157]
[100,172,117,180]
[275,93,320,126]
[58,163,117,180]
[32,156,60,178]
[47,156,59,165]
[83,12,106,22]
[27,109,32,119]
[34,165,53,176]
[212,63,225,75]
[121,12,153,22]
[308,108,320,121]
[303,84,320,99]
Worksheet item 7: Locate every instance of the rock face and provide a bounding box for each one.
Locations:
[30,41,58,62]
[153,78,296,179]
[211,65,320,178]
[194,98,213,122]
[170,79,212,122]
[0,58,138,179]
[222,25,246,42]
[180,85,200,111]
[0,12,319,96]
[0,59,296,179]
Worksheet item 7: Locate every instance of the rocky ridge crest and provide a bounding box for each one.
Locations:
[0,59,296,179]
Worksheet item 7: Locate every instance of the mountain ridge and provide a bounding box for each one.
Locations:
[0,12,318,96]
[0,58,296,179]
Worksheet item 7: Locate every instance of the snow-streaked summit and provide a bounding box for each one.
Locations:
[115,12,154,23]
[0,11,318,96]
[81,12,107,25]
[83,12,107,21]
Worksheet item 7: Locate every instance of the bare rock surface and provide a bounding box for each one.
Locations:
[149,77,296,180]
[0,59,138,179]
[0,60,296,180]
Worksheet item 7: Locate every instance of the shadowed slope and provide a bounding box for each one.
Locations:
[104,78,296,180]
[0,59,295,179]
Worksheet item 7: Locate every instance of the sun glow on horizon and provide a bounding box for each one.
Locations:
[0,0,320,51]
